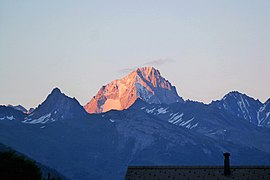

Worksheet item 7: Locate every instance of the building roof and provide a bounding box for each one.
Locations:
[125,166,270,180]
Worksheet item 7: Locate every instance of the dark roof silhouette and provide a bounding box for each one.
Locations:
[125,166,270,180]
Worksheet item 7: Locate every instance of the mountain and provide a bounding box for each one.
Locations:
[210,91,263,126]
[84,67,183,113]
[7,105,27,113]
[0,105,26,121]
[7,105,35,115]
[1,94,269,180]
[257,99,270,128]
[23,88,87,124]
[129,99,270,154]
[28,108,35,114]
[0,70,270,179]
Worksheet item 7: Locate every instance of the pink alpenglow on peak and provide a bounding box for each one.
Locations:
[84,67,184,113]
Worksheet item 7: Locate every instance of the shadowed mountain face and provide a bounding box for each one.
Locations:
[84,67,183,113]
[0,106,26,121]
[7,105,28,114]
[258,99,270,128]
[23,88,87,124]
[0,95,269,180]
[0,68,270,180]
[210,91,270,127]
[129,99,270,154]
[210,91,263,125]
[0,89,270,180]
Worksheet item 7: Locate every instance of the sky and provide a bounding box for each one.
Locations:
[0,0,269,109]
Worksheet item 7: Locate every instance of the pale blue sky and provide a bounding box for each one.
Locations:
[0,0,269,109]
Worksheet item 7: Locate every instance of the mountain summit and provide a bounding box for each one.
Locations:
[84,67,183,113]
[23,88,86,124]
[210,91,263,125]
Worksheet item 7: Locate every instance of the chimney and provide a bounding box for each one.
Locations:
[223,152,231,176]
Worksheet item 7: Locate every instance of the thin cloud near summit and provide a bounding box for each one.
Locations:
[118,59,175,74]
[143,59,175,66]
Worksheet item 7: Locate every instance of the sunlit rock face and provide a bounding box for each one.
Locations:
[84,67,183,113]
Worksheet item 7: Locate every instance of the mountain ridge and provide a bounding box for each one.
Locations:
[0,79,270,179]
[7,105,28,113]
[210,91,268,126]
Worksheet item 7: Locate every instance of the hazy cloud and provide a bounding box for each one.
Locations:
[118,58,175,74]
[142,59,175,67]
[117,68,135,74]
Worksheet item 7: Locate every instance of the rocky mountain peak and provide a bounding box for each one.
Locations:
[23,88,86,124]
[84,67,183,114]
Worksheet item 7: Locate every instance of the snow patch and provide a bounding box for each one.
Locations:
[168,114,197,129]
[168,113,184,125]
[145,108,156,114]
[223,103,228,110]
[7,116,15,120]
[156,107,168,114]
[179,117,194,127]
[51,118,56,122]
[245,99,250,106]
[170,112,179,119]
[237,96,251,120]
[267,112,270,119]
[190,123,198,129]
[23,113,51,124]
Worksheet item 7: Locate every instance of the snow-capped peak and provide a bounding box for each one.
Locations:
[84,67,183,113]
